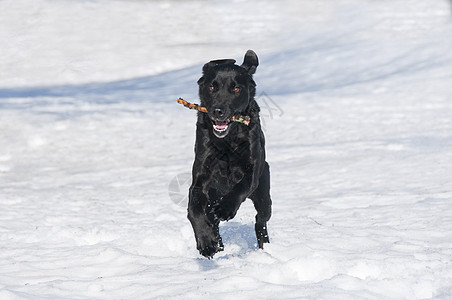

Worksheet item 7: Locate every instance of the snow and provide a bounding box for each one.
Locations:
[1,0,452,299]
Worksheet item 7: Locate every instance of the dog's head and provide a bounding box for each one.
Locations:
[197,50,259,138]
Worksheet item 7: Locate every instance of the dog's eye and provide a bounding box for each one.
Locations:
[233,87,240,93]
[209,85,215,92]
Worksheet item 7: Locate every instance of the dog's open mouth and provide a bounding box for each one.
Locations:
[214,120,229,132]
[212,120,230,138]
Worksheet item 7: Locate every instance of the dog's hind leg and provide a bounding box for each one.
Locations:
[250,162,272,249]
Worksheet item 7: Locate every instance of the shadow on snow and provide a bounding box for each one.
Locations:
[0,43,444,110]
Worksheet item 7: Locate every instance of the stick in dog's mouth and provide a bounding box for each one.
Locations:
[177,98,250,126]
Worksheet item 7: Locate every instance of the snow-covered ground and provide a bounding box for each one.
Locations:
[1,0,452,299]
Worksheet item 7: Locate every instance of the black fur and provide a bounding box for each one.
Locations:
[187,50,272,258]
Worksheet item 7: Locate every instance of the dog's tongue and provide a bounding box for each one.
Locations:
[215,120,228,130]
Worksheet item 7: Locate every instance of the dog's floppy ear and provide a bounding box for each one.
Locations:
[202,59,236,73]
[241,50,259,75]
[198,59,236,85]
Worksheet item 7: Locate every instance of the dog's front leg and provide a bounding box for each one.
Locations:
[188,185,223,258]
[213,171,256,221]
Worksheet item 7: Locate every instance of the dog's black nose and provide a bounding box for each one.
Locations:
[213,106,226,119]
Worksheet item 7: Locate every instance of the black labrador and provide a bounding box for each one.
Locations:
[187,50,272,258]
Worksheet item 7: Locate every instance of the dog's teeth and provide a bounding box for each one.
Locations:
[214,125,228,132]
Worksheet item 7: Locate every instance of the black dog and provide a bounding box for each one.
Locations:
[187,50,272,258]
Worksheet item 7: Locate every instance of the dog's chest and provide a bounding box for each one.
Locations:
[207,139,250,195]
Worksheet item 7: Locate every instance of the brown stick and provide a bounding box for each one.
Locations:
[177,98,207,113]
[177,98,250,126]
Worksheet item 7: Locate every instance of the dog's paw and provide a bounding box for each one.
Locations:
[213,195,239,221]
[255,223,270,249]
[197,236,224,259]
